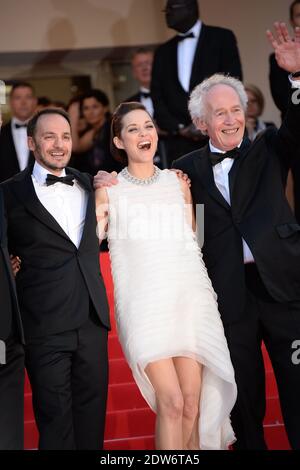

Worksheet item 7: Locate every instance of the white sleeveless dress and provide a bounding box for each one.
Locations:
[106,169,237,450]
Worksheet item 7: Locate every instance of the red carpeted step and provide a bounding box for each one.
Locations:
[262,344,272,372]
[24,393,34,422]
[264,397,284,425]
[105,408,155,440]
[107,383,147,412]
[109,358,133,384]
[265,370,279,399]
[104,435,155,451]
[264,424,290,450]
[108,334,123,359]
[24,420,38,449]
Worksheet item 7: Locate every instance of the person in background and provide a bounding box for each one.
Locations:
[0,82,36,183]
[245,84,275,142]
[151,0,242,163]
[69,89,122,175]
[127,48,155,117]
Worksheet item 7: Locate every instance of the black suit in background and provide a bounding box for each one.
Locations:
[269,54,300,223]
[0,121,34,183]
[173,90,300,449]
[0,188,24,450]
[1,167,110,449]
[269,53,289,119]
[151,24,243,162]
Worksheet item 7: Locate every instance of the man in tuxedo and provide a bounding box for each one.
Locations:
[269,2,300,223]
[0,187,24,449]
[0,82,36,183]
[1,108,110,449]
[127,48,155,117]
[0,105,24,450]
[151,0,242,163]
[172,23,300,449]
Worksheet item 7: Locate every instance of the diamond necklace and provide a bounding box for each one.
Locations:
[120,165,160,185]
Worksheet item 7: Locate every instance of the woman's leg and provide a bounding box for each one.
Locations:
[173,357,202,450]
[145,358,184,450]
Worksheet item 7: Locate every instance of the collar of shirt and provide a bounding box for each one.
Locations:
[32,161,67,186]
[209,140,243,156]
[139,86,151,95]
[178,19,202,40]
[11,117,29,128]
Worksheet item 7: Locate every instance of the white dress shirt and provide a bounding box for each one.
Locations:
[209,141,255,264]
[11,117,30,171]
[139,87,154,117]
[32,162,88,248]
[177,20,202,92]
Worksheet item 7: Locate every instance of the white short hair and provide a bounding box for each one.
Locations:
[188,74,248,123]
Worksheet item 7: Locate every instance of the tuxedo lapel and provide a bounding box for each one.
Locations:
[0,191,4,244]
[11,168,73,243]
[7,123,21,172]
[193,146,231,210]
[228,138,251,198]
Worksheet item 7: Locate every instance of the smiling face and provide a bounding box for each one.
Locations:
[196,84,245,151]
[113,109,158,164]
[28,113,72,174]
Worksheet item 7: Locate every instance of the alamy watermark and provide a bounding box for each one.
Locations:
[291,340,300,365]
[291,88,300,105]
[96,201,205,248]
[0,340,6,365]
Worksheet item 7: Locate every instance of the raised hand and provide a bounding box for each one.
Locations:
[267,22,300,73]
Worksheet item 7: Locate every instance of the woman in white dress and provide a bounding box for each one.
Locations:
[96,102,237,450]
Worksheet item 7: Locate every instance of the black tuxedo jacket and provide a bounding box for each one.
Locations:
[151,24,242,133]
[127,92,143,103]
[1,167,110,340]
[0,121,34,183]
[0,189,24,342]
[173,91,300,325]
[269,53,289,119]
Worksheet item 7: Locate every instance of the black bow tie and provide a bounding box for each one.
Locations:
[46,174,75,186]
[210,148,240,166]
[140,91,151,99]
[15,123,27,129]
[176,32,195,42]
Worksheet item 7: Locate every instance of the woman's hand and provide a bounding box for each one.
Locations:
[94,171,119,189]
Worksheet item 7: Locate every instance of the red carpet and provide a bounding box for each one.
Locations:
[24,253,290,450]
